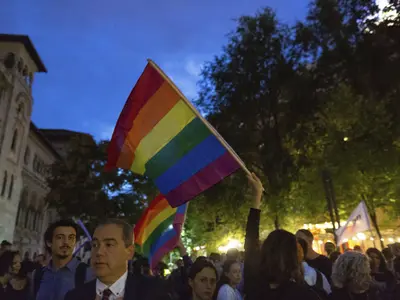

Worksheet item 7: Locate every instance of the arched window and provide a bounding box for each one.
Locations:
[24,208,29,229]
[24,147,30,165]
[11,129,18,151]
[16,189,28,227]
[1,171,7,197]
[7,175,14,199]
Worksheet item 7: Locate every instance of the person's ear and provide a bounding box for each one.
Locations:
[46,241,52,250]
[125,245,134,260]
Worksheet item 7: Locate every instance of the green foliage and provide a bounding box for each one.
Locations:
[46,136,158,228]
[196,0,400,236]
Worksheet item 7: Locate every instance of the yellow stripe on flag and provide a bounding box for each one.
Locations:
[130,100,195,174]
[137,207,176,244]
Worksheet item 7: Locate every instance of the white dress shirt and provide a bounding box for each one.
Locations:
[96,271,128,300]
[302,262,331,294]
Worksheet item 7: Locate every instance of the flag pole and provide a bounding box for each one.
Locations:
[147,59,252,178]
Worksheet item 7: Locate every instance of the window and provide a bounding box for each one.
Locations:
[16,189,28,227]
[24,147,30,165]
[1,171,7,197]
[7,175,14,199]
[11,129,18,151]
[24,209,29,229]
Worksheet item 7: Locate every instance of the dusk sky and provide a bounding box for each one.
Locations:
[1,0,313,140]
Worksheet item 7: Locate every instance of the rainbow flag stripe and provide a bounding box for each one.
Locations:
[106,61,240,207]
[134,194,187,268]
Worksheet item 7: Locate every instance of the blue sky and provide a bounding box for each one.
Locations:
[0,0,311,140]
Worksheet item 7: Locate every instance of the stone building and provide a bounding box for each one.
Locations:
[0,34,92,257]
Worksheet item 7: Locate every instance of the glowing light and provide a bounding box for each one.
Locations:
[343,239,348,243]
[381,238,385,241]
[343,137,349,142]
[397,238,400,242]
[193,246,200,251]
[318,240,323,245]
[352,237,358,241]
[357,233,366,241]
[218,239,243,253]
[370,237,374,241]
[388,238,394,243]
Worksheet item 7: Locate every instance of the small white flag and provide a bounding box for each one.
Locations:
[336,201,372,245]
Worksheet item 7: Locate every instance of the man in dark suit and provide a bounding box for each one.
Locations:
[64,219,170,300]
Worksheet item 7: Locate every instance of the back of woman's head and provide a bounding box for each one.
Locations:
[0,250,18,276]
[366,248,387,272]
[332,251,371,293]
[260,229,302,284]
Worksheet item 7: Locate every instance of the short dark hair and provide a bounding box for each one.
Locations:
[44,219,79,254]
[1,240,11,247]
[296,229,314,240]
[97,219,133,247]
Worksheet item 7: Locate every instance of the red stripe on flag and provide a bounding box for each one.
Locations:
[105,64,164,171]
[134,194,167,237]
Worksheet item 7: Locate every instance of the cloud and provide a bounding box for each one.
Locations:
[184,59,203,77]
[82,121,114,141]
[163,57,205,100]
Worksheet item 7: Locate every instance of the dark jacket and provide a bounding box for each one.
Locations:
[64,273,171,300]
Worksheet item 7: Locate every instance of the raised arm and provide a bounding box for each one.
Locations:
[243,173,263,298]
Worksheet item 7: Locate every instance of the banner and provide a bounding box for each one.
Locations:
[336,201,372,245]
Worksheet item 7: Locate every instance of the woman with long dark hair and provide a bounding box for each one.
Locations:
[188,259,218,300]
[244,173,319,300]
[366,248,396,300]
[0,250,29,299]
[214,260,242,300]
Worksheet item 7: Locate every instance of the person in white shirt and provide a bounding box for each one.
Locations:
[298,238,331,295]
[215,260,243,300]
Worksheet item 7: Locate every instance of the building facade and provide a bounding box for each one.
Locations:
[0,34,91,257]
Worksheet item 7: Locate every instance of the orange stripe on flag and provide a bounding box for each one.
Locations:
[116,82,181,168]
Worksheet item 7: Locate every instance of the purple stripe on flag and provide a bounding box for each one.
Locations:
[165,152,240,207]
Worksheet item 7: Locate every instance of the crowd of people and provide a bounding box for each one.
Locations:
[0,173,400,299]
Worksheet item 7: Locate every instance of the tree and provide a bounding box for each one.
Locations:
[197,0,400,233]
[197,7,323,228]
[46,135,158,228]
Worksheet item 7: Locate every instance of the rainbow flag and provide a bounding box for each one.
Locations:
[106,60,241,207]
[134,194,187,269]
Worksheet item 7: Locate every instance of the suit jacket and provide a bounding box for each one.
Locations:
[64,273,171,300]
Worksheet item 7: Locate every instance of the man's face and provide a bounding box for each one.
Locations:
[91,224,134,279]
[48,226,76,259]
